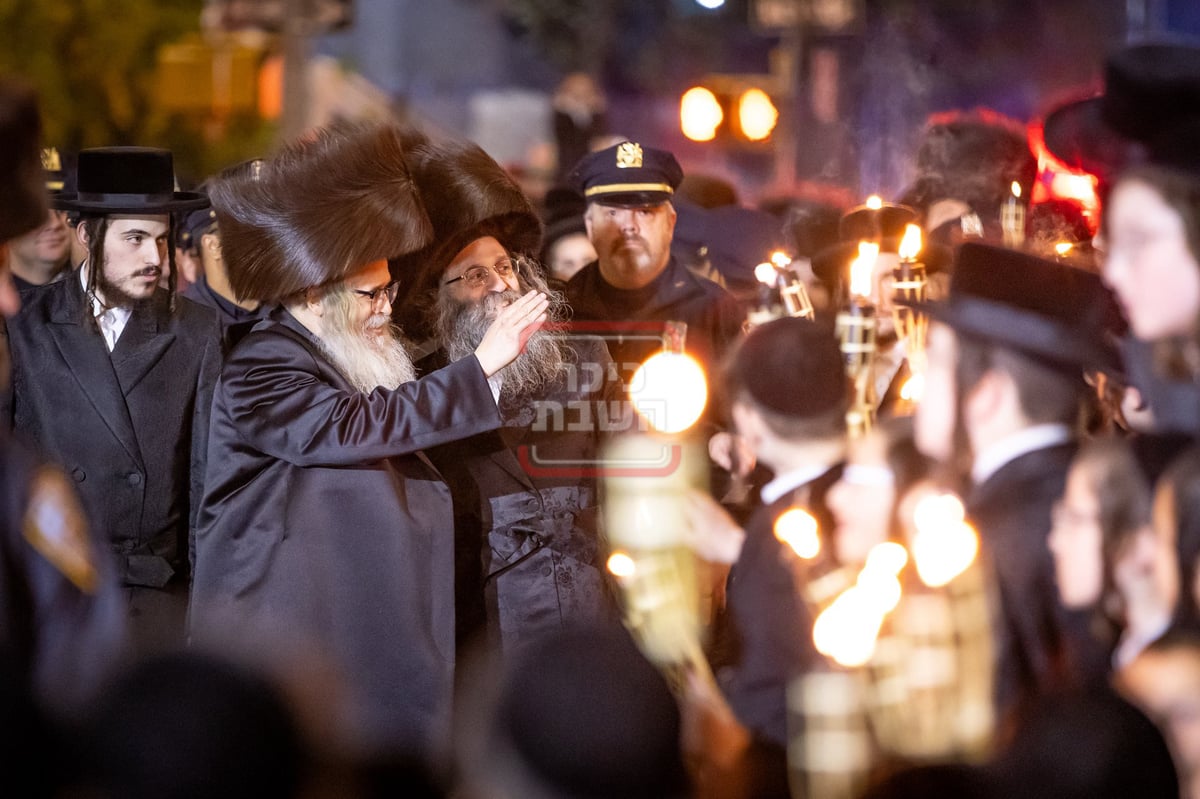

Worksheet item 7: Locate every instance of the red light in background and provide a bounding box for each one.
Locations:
[1027,121,1100,233]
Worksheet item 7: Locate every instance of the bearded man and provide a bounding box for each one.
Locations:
[189,124,549,760]
[393,136,622,654]
[3,146,221,654]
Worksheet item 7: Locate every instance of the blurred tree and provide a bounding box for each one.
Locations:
[0,0,275,181]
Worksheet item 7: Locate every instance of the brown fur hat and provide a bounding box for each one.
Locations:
[904,108,1037,222]
[0,78,47,242]
[391,133,542,338]
[209,122,433,303]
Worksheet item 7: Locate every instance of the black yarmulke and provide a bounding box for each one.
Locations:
[728,316,846,419]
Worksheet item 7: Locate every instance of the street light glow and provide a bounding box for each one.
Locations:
[696,0,726,8]
[680,86,723,142]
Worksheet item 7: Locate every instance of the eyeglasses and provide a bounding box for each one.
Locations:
[442,258,520,289]
[352,281,400,305]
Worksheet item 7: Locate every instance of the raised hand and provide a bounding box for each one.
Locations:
[474,290,550,377]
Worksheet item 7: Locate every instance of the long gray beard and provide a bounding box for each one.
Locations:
[317,307,417,394]
[437,289,566,400]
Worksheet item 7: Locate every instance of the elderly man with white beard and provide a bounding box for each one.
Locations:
[393,135,623,655]
[189,124,550,761]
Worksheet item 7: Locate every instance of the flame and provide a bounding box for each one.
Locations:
[865,195,883,210]
[849,241,878,299]
[1054,241,1074,256]
[1010,181,1022,199]
[898,224,922,261]
[813,586,884,667]
[865,541,908,575]
[899,372,925,402]
[754,262,777,286]
[629,352,708,434]
[607,551,637,578]
[910,493,978,587]
[770,250,791,268]
[774,508,820,559]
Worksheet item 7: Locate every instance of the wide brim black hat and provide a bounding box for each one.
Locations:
[1042,41,1200,182]
[811,236,953,287]
[919,242,1118,372]
[539,186,588,260]
[52,147,208,214]
[839,202,918,243]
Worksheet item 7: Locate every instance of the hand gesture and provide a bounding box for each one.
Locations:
[474,291,550,377]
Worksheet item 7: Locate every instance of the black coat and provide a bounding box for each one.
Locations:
[191,309,502,758]
[563,256,744,383]
[425,336,623,651]
[718,468,837,748]
[967,443,1109,722]
[2,277,220,647]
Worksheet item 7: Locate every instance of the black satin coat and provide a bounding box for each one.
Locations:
[424,336,622,652]
[2,277,220,647]
[190,309,502,758]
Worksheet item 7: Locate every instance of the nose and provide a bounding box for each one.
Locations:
[615,209,638,233]
[484,267,508,292]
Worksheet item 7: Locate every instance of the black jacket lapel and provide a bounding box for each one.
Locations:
[110,297,176,394]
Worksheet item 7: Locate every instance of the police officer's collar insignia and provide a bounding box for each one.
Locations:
[23,466,98,593]
[616,142,643,169]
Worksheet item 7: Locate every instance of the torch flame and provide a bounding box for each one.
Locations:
[849,241,878,299]
[899,372,925,402]
[770,250,791,268]
[813,586,884,667]
[774,508,820,559]
[1011,181,1022,200]
[898,224,923,262]
[754,262,778,286]
[607,551,637,579]
[1054,241,1074,256]
[865,541,908,576]
[866,195,883,210]
[910,492,978,587]
[629,351,709,434]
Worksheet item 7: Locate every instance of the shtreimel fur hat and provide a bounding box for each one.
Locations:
[209,123,433,303]
[391,133,542,339]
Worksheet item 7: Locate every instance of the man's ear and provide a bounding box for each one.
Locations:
[963,367,1009,429]
[201,231,221,261]
[76,222,90,248]
[305,286,324,316]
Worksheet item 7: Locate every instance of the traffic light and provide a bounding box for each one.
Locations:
[680,75,781,144]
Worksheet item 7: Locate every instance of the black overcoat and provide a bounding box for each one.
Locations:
[190,309,501,758]
[2,276,220,647]
[968,442,1109,722]
[425,336,622,651]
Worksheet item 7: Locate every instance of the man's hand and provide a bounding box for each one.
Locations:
[682,488,745,565]
[474,290,550,377]
[708,431,755,478]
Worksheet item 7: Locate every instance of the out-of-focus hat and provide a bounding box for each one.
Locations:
[1042,41,1200,181]
[209,123,432,303]
[726,315,847,419]
[566,140,683,207]
[920,242,1117,371]
[539,185,588,263]
[0,78,47,241]
[51,147,208,214]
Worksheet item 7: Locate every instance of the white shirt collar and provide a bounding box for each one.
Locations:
[761,462,837,505]
[971,423,1074,486]
[80,263,132,352]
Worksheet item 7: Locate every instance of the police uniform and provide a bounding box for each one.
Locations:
[563,142,743,388]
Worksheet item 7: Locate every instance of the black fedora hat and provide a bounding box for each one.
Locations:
[921,242,1117,371]
[1042,41,1200,181]
[51,147,208,214]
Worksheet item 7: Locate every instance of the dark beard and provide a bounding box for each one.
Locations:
[436,289,566,399]
[95,266,156,309]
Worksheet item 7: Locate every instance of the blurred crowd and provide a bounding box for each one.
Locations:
[1,40,1200,799]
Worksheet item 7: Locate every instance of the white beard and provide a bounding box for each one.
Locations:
[316,305,416,394]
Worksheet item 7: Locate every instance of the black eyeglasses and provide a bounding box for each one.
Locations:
[442,259,520,289]
[352,281,400,305]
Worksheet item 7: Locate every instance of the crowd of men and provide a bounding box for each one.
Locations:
[2,37,1200,799]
